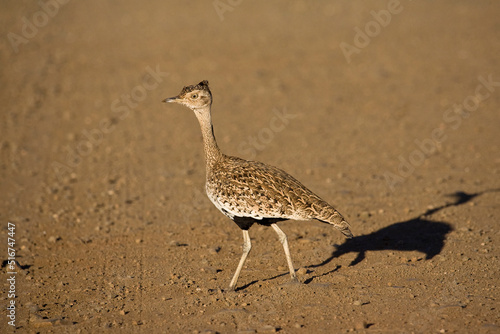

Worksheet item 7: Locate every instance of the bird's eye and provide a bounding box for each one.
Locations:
[191,94,198,99]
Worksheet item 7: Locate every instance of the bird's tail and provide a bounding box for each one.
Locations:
[316,209,353,239]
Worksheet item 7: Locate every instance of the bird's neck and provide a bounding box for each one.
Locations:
[194,106,223,167]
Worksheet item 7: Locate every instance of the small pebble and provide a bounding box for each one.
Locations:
[48,236,59,243]
[258,325,277,333]
[30,314,56,328]
[359,211,371,219]
[355,321,368,329]
[209,247,220,255]
[297,268,308,275]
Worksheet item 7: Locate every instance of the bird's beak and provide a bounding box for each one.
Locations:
[163,96,178,103]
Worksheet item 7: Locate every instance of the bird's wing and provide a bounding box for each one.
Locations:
[207,155,329,220]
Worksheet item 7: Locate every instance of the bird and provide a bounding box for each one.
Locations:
[163,80,352,291]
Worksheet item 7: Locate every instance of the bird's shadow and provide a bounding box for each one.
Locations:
[236,264,343,290]
[311,189,498,269]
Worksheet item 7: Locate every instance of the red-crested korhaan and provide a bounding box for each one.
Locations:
[164,81,352,291]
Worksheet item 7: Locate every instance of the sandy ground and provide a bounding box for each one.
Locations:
[1,1,500,333]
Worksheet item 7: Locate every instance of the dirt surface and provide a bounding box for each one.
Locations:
[1,1,500,333]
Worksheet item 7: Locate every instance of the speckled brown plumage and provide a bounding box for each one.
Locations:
[164,80,352,290]
[207,156,352,237]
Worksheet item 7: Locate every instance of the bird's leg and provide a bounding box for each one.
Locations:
[228,230,251,291]
[271,223,298,282]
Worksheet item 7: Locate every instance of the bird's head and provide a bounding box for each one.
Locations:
[163,80,212,110]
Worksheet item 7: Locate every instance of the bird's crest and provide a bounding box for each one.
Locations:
[179,80,210,97]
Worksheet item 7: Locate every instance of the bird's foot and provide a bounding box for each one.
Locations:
[224,286,237,293]
[281,276,301,288]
